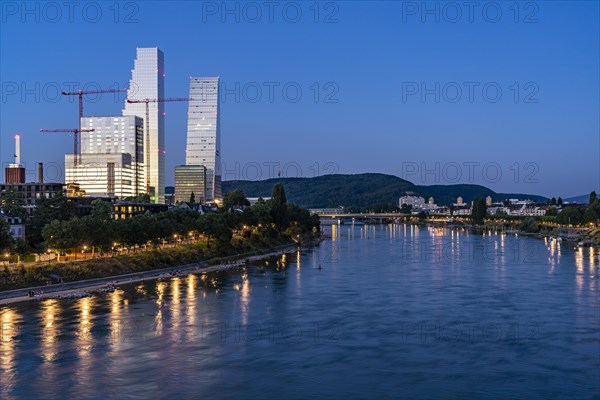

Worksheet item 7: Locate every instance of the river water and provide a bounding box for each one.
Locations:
[1,224,599,399]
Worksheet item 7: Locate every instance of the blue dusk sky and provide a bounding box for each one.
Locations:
[1,1,598,198]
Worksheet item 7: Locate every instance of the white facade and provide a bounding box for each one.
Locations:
[80,116,144,195]
[66,116,144,197]
[2,215,25,240]
[123,47,165,203]
[399,196,425,209]
[66,153,138,198]
[186,77,221,203]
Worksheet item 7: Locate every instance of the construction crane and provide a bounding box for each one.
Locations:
[61,88,128,164]
[126,97,195,195]
[40,128,95,183]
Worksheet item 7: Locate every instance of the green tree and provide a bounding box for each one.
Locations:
[190,191,196,204]
[551,197,557,206]
[519,217,540,233]
[0,189,26,219]
[0,218,14,252]
[27,193,76,249]
[42,218,83,254]
[270,183,289,228]
[556,207,584,226]
[222,189,250,211]
[400,204,412,214]
[90,199,113,221]
[545,207,558,216]
[583,206,599,224]
[123,193,151,203]
[557,197,563,206]
[199,213,232,248]
[590,191,597,204]
[13,239,29,263]
[471,198,487,225]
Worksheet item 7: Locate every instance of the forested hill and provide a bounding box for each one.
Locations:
[222,173,547,208]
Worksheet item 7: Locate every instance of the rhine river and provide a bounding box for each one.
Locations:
[1,224,599,399]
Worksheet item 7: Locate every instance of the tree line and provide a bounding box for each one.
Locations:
[1,184,320,257]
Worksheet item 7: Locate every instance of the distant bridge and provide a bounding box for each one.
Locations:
[317,213,411,223]
[318,213,407,218]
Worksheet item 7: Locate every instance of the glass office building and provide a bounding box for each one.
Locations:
[65,153,137,198]
[123,47,165,203]
[65,116,144,197]
[185,77,221,203]
[175,165,206,204]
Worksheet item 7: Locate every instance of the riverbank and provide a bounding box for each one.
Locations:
[0,232,321,299]
[421,219,600,247]
[0,239,320,305]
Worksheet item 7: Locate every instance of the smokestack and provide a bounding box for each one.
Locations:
[38,163,44,184]
[14,134,21,165]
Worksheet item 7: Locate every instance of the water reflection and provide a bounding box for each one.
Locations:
[1,224,598,399]
[0,307,18,399]
[40,300,60,362]
[74,296,94,394]
[155,281,167,336]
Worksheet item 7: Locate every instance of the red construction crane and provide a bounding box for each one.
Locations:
[61,88,128,164]
[126,98,195,195]
[40,128,95,183]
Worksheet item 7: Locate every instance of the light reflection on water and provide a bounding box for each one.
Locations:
[0,224,599,399]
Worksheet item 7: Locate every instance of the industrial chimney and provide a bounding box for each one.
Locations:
[15,134,21,165]
[38,163,44,184]
[5,134,25,184]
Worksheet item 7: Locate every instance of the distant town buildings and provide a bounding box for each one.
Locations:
[399,196,425,209]
[486,199,549,217]
[185,77,222,203]
[123,47,165,203]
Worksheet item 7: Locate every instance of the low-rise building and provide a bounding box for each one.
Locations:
[1,214,25,240]
[399,196,425,209]
[112,202,168,220]
[0,182,65,217]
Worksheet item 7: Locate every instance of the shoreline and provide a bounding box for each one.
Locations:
[0,241,317,306]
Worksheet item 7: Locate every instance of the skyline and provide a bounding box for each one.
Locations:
[1,1,598,198]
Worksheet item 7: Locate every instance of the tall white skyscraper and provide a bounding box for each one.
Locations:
[123,47,165,203]
[185,77,221,202]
